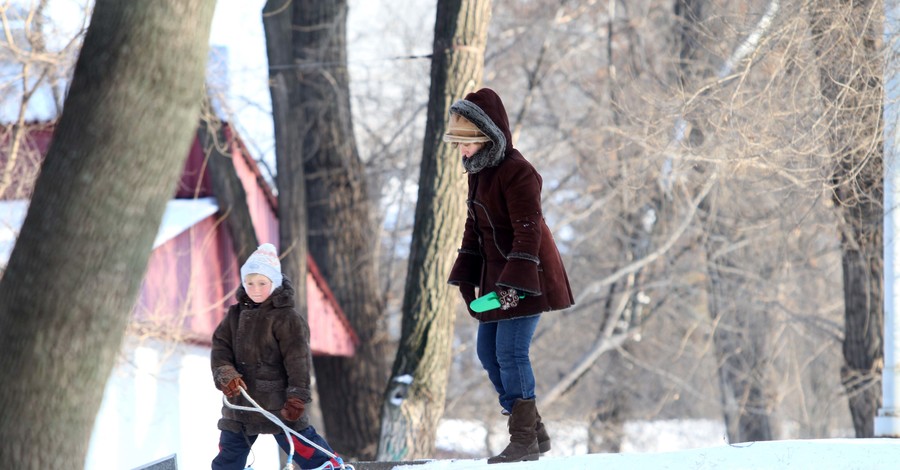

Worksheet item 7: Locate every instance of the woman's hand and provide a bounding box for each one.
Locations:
[498,288,520,310]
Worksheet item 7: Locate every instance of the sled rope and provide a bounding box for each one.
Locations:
[222,387,353,470]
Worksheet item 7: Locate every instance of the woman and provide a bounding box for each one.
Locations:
[445,87,574,464]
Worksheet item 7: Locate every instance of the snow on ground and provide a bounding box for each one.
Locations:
[436,418,727,459]
[397,438,900,470]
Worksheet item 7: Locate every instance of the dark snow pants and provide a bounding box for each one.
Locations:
[211,426,342,470]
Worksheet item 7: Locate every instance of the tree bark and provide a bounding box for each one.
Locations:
[0,1,215,467]
[377,0,492,460]
[263,0,385,458]
[263,0,308,316]
[198,103,259,265]
[808,0,884,438]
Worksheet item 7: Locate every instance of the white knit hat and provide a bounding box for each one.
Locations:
[241,243,283,296]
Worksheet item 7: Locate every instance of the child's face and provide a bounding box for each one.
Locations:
[459,141,485,158]
[244,274,273,303]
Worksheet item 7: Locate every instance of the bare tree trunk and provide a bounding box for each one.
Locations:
[198,100,259,265]
[298,1,383,458]
[263,0,308,314]
[0,1,215,467]
[262,0,385,458]
[838,220,884,437]
[808,0,884,438]
[378,0,491,460]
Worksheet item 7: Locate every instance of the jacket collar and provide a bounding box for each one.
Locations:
[236,275,296,309]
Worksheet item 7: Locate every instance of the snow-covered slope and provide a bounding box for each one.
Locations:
[396,439,900,470]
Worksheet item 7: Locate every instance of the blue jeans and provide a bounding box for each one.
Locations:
[476,315,541,412]
[212,426,342,470]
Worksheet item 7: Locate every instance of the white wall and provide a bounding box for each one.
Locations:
[85,337,283,470]
[84,338,729,469]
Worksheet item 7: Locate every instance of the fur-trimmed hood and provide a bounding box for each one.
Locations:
[450,88,514,174]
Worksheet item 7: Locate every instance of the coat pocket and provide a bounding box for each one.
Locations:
[254,378,288,411]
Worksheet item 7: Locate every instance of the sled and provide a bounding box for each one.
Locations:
[223,390,353,470]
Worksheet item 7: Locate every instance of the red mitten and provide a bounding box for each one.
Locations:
[280,397,305,422]
[224,377,247,398]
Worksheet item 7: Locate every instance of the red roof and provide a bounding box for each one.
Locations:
[0,121,358,356]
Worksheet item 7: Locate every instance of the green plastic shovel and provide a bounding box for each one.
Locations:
[469,291,525,313]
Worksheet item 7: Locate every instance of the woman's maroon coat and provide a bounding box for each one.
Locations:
[447,88,574,322]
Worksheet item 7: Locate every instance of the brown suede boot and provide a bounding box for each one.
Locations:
[503,406,550,453]
[535,407,551,453]
[488,398,540,464]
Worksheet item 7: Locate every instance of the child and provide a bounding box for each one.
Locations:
[210,243,343,470]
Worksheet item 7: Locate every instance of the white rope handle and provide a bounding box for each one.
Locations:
[222,387,353,470]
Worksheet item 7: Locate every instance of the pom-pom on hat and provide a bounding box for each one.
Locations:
[442,113,491,144]
[241,243,283,295]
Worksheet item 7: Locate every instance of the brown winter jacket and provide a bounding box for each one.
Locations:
[211,276,312,435]
[447,88,574,322]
